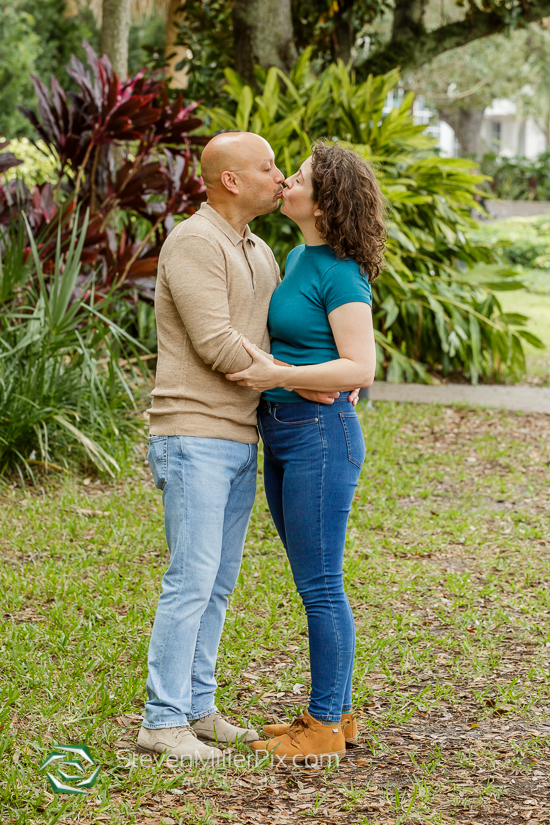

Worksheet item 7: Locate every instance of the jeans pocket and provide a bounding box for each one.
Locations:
[339,412,365,468]
[148,436,168,490]
[272,402,319,426]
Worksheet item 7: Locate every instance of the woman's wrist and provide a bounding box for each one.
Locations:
[277,364,296,388]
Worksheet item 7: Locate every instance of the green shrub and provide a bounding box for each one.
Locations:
[0,214,148,481]
[467,216,550,270]
[1,138,58,186]
[203,53,542,383]
[481,150,550,202]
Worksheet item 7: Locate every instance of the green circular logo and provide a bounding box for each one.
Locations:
[39,744,101,795]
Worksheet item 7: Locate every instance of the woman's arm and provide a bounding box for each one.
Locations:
[226,302,375,393]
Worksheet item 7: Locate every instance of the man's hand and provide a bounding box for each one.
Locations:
[296,388,360,405]
[227,339,281,391]
[296,389,340,405]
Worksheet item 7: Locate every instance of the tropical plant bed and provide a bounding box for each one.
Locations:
[204,53,541,384]
[2,403,550,824]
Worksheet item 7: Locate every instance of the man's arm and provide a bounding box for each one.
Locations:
[166,235,271,374]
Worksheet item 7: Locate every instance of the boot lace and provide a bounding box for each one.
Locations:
[286,715,309,744]
[173,725,193,742]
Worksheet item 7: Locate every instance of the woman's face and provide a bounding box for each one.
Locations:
[280,156,319,224]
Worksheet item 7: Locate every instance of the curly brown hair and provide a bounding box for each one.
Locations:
[310,142,386,282]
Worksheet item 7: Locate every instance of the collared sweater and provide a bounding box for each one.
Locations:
[148,203,280,443]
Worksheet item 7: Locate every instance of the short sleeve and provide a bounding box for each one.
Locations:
[322,260,373,315]
[284,244,303,273]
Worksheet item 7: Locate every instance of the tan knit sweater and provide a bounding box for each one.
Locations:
[148,203,280,443]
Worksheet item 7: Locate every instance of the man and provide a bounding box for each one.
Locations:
[137,132,341,762]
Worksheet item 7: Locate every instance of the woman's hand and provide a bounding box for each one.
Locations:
[226,339,283,391]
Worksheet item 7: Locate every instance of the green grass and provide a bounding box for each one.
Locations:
[1,402,550,824]
[467,217,550,385]
[499,286,550,383]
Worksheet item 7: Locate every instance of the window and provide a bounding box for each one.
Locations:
[491,121,502,152]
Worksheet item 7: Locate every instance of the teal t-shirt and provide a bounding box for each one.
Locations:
[263,244,373,404]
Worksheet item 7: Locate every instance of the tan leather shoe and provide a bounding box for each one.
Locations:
[250,709,346,766]
[190,710,260,744]
[263,710,358,744]
[136,725,223,763]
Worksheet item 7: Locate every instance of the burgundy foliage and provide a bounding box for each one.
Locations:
[1,43,207,294]
[0,140,24,176]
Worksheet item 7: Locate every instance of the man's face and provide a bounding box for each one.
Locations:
[236,141,285,217]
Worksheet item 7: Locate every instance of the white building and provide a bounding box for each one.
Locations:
[384,86,548,159]
[480,99,547,159]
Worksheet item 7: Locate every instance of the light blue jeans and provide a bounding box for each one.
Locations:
[143,435,257,729]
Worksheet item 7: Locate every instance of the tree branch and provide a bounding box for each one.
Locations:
[360,0,550,78]
[430,77,495,102]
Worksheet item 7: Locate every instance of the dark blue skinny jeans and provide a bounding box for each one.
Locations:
[258,393,365,724]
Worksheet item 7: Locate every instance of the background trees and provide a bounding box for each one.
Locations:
[1,1,548,476]
[205,55,540,383]
[408,13,550,158]
[4,1,550,144]
[0,0,166,137]
[174,0,550,93]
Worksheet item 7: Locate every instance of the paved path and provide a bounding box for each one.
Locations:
[367,381,550,414]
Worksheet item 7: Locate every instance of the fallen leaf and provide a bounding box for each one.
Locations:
[74,507,105,517]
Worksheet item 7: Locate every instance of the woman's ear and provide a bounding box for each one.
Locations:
[314,208,322,217]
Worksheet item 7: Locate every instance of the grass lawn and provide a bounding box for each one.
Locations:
[467,217,550,384]
[498,270,550,385]
[2,402,550,825]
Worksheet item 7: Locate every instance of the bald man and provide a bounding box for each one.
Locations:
[138,133,337,763]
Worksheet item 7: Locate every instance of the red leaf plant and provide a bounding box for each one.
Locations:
[2,42,207,297]
[0,139,24,176]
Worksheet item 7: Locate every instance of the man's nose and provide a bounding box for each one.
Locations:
[274,166,285,183]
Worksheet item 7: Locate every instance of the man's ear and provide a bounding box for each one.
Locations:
[220,171,239,194]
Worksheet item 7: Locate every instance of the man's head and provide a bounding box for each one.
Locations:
[201,132,284,220]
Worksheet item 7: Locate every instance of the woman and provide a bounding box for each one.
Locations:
[227,142,386,764]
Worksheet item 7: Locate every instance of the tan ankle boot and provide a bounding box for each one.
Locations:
[250,709,346,766]
[263,710,358,744]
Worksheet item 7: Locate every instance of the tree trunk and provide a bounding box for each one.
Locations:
[165,0,189,89]
[392,0,428,36]
[101,0,131,79]
[332,0,355,65]
[232,0,297,86]
[439,107,485,159]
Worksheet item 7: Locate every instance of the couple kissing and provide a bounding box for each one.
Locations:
[137,131,386,766]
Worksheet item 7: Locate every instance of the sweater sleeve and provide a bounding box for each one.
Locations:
[165,234,270,374]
